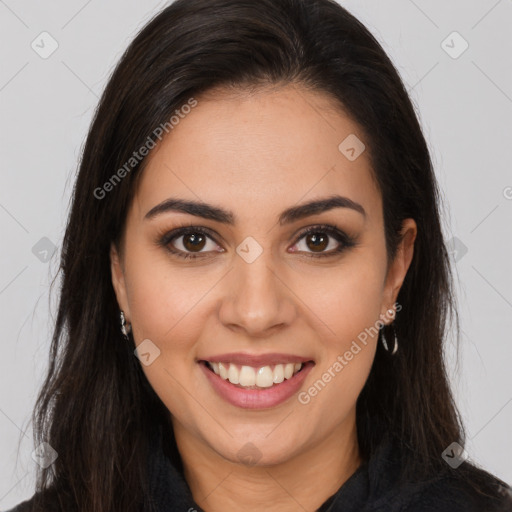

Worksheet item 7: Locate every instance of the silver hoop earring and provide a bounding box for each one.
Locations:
[120,310,131,340]
[380,323,398,355]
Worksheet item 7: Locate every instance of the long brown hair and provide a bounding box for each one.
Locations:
[26,0,502,510]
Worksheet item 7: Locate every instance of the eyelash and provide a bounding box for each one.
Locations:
[157,224,357,260]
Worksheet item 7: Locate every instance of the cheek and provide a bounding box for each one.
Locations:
[123,258,214,423]
[292,255,384,413]
[296,340,376,439]
[295,266,382,428]
[123,244,215,346]
[298,257,385,346]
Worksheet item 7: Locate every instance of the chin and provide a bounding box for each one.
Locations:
[210,433,303,468]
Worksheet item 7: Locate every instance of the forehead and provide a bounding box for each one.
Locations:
[132,84,381,225]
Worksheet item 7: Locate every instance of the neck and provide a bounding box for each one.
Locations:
[173,411,362,512]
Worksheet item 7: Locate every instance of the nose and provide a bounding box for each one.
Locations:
[218,248,297,337]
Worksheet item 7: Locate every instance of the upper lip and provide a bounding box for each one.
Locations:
[199,352,314,367]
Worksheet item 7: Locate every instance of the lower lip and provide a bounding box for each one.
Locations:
[199,361,314,409]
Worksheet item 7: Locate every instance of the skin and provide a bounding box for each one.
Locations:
[110,83,417,512]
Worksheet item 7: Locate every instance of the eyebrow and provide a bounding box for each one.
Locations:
[144,194,366,225]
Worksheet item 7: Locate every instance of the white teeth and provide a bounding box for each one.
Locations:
[256,366,274,388]
[239,365,256,386]
[284,363,294,379]
[227,363,240,384]
[206,361,305,388]
[218,362,228,379]
[273,364,285,384]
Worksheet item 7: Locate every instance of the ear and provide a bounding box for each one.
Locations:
[380,218,417,321]
[110,242,131,319]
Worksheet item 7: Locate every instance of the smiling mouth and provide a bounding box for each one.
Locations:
[200,360,314,390]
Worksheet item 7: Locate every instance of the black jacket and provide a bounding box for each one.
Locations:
[6,427,512,511]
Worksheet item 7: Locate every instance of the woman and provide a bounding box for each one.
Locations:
[7,0,512,511]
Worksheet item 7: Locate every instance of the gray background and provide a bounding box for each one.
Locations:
[1,0,511,508]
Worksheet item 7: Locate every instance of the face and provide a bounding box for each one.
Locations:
[111,83,416,466]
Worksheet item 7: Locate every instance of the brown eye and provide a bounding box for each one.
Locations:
[182,232,207,252]
[159,227,222,259]
[304,232,329,252]
[291,225,357,258]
